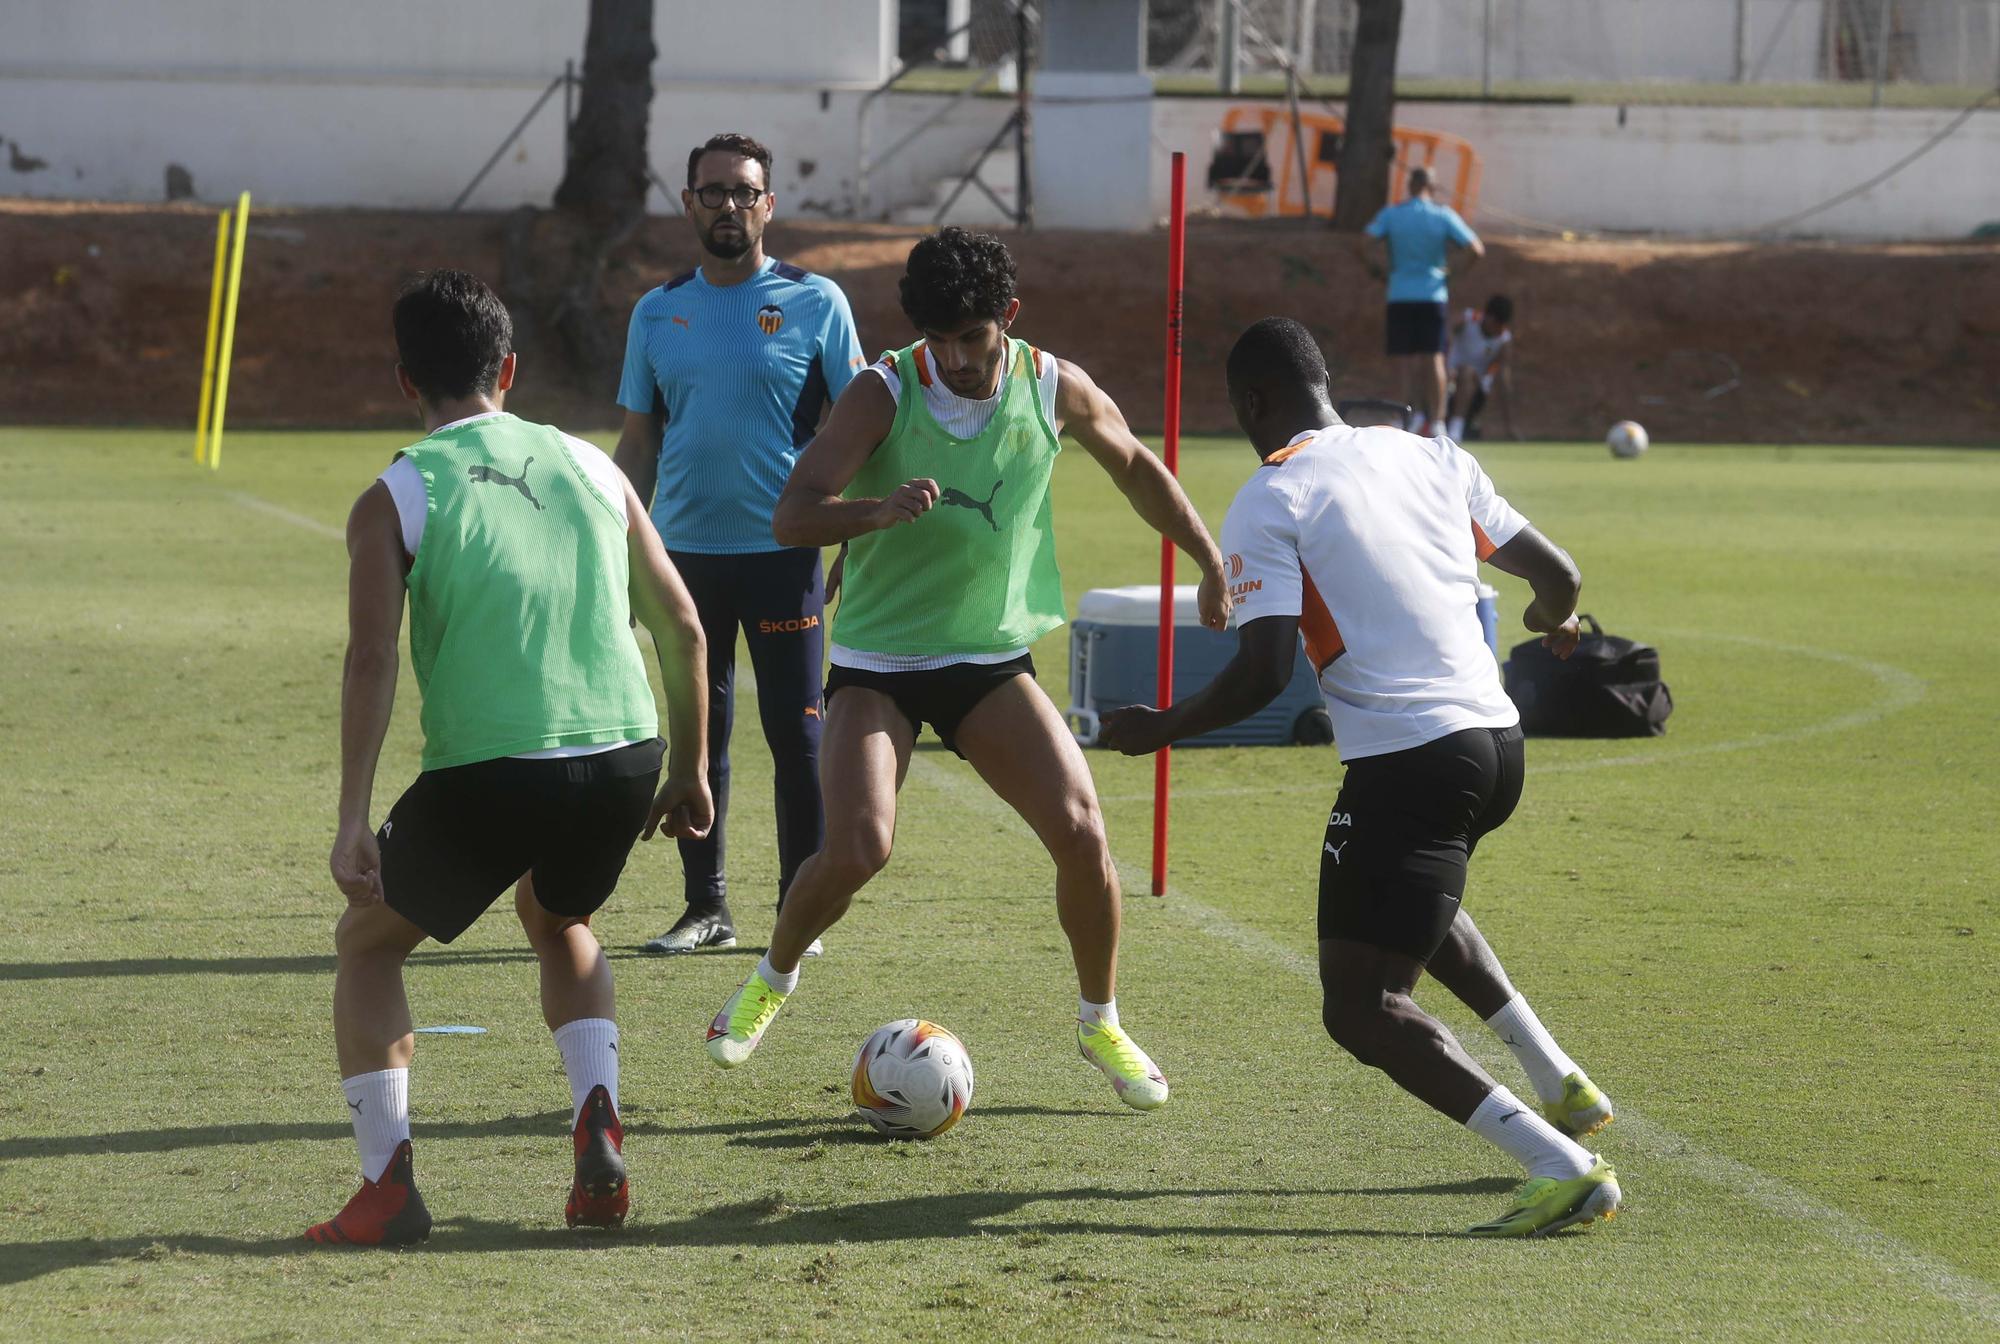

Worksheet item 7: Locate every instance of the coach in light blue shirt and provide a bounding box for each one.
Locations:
[1362,165,1484,435]
[613,131,864,957]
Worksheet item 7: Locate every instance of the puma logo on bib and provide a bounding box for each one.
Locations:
[467,458,544,511]
[939,478,1002,531]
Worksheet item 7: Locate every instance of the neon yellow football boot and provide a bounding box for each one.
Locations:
[1077,1020,1169,1111]
[705,970,789,1068]
[1542,1072,1614,1139]
[1467,1156,1622,1238]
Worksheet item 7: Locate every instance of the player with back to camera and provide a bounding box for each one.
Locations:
[609,132,865,958]
[1100,318,1621,1237]
[313,270,713,1245]
[1360,165,1484,436]
[702,227,1232,1111]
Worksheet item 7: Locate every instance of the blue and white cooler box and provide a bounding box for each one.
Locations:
[1066,583,1500,749]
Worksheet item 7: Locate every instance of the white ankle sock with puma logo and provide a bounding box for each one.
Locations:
[1467,1086,1593,1181]
[340,1067,410,1184]
[1484,994,1580,1104]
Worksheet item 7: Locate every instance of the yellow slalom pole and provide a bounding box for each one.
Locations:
[206,190,252,470]
[193,207,231,462]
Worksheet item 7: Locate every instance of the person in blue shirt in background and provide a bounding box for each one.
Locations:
[614,132,864,956]
[1361,165,1485,436]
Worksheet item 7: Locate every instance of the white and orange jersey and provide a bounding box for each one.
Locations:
[1220,424,1527,761]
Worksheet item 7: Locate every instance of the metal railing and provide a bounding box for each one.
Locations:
[1148,0,2000,104]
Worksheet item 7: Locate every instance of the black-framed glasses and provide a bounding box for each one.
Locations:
[692,184,766,210]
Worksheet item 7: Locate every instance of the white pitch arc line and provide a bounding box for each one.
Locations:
[904,752,2000,1328]
[227,491,346,542]
[1097,630,1927,802]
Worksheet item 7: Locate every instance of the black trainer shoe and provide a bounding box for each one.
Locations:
[642,905,737,955]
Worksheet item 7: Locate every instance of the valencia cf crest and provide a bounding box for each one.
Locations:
[757,304,784,335]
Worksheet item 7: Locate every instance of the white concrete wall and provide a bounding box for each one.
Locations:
[1,0,893,84]
[1152,97,2000,238]
[6,66,1997,237]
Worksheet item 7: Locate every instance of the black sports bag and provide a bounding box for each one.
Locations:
[1501,614,1673,738]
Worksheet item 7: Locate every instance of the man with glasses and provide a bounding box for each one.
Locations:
[614,132,865,956]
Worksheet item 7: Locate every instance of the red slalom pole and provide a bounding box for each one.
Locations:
[1152,151,1187,898]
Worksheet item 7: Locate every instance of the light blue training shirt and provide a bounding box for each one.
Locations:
[618,258,864,554]
[1364,197,1480,305]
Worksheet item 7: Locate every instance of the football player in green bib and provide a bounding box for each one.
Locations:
[312,271,712,1245]
[704,229,1229,1111]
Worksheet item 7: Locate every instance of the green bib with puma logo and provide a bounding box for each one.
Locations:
[835,338,1065,655]
[400,414,657,770]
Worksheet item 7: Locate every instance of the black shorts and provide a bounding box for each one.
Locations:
[1385,301,1448,356]
[378,738,664,944]
[1318,725,1524,961]
[824,653,1034,758]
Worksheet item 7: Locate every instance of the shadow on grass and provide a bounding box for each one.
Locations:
[2,1183,1491,1284]
[0,1106,1106,1163]
[0,946,748,981]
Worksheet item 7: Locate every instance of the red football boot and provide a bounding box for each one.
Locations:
[565,1084,628,1228]
[304,1140,431,1247]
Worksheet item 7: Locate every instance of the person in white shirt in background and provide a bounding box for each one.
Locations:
[1446,294,1517,442]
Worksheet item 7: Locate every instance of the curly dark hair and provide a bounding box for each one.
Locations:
[393,269,512,401]
[686,132,772,188]
[898,227,1017,332]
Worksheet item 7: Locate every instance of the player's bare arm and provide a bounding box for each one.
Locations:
[623,479,715,840]
[772,373,938,545]
[612,409,664,506]
[1449,234,1486,281]
[331,481,407,905]
[1099,615,1300,756]
[1487,524,1582,657]
[1054,358,1230,631]
[1360,234,1390,282]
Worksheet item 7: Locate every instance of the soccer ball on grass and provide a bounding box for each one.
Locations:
[851,1019,974,1139]
[1607,420,1649,458]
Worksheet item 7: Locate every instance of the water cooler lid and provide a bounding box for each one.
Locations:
[1074,584,1204,628]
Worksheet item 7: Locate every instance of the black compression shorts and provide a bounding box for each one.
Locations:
[378,738,663,944]
[1318,725,1524,961]
[824,653,1034,758]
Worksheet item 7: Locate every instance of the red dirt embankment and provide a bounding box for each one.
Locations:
[2,201,1994,444]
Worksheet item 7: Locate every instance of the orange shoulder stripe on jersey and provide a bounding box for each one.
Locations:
[913,342,933,388]
[1261,441,1308,468]
[1472,520,1497,561]
[881,350,898,372]
[1299,568,1345,671]
[1028,344,1043,377]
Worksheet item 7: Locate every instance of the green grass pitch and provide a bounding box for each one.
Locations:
[1,428,1995,1341]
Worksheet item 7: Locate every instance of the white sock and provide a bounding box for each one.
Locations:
[757,954,800,996]
[1447,416,1466,439]
[1467,1086,1593,1180]
[1078,997,1119,1029]
[1484,994,1581,1104]
[552,1017,619,1125]
[341,1068,410,1184]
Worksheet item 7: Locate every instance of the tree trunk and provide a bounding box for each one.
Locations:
[1331,0,1402,231]
[555,0,655,233]
[506,0,655,381]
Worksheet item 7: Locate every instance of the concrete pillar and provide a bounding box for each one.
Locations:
[1031,0,1153,230]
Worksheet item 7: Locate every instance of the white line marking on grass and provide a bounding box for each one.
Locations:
[905,752,2000,1329]
[227,491,346,541]
[1097,631,1926,802]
